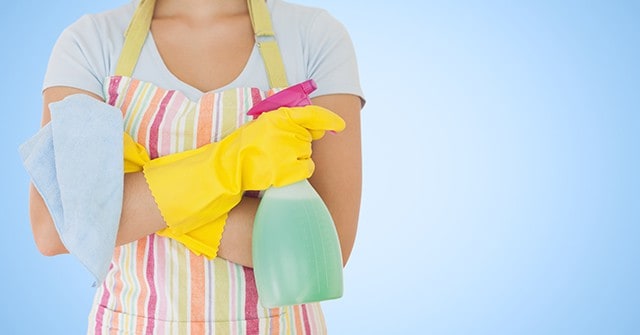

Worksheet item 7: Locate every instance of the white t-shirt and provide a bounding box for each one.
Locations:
[43,0,364,103]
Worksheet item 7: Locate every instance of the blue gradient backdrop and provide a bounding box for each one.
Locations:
[2,1,638,334]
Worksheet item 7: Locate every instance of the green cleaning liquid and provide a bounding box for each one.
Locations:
[252,179,343,307]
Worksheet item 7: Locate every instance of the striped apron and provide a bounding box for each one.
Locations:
[86,0,326,334]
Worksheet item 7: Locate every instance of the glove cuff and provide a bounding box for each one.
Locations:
[156,214,229,259]
[142,144,242,236]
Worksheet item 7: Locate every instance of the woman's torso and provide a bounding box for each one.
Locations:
[87,1,331,334]
[88,75,327,334]
[42,1,362,332]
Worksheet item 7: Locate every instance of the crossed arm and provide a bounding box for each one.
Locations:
[29,86,361,267]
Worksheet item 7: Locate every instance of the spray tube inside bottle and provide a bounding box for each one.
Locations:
[248,80,344,308]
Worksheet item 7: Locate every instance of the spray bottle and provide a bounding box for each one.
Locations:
[248,79,344,308]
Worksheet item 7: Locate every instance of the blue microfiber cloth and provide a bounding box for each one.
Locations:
[19,94,124,285]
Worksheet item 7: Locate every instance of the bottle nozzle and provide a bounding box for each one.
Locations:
[300,80,318,95]
[247,79,318,118]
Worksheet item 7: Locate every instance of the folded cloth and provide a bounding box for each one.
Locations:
[19,94,124,285]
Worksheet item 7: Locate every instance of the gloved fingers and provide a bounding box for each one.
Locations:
[296,139,313,160]
[309,129,327,140]
[276,132,313,160]
[278,106,346,133]
[256,136,313,188]
[291,127,326,141]
[123,133,150,173]
[272,158,315,187]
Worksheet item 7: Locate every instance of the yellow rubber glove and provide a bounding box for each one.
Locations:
[123,105,345,258]
[123,133,149,173]
[124,133,226,257]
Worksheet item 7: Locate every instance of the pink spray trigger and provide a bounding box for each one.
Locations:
[247,79,317,119]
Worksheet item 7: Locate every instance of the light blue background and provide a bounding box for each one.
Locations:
[2,0,639,334]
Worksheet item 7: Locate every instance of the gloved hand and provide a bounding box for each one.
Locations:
[126,133,228,257]
[123,105,345,258]
[123,133,149,173]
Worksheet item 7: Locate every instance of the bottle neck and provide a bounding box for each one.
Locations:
[265,179,318,199]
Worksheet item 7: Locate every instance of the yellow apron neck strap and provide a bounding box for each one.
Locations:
[115,0,156,77]
[115,0,289,88]
[248,0,289,88]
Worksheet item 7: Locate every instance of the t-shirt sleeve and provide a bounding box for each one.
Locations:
[43,15,109,98]
[305,11,365,105]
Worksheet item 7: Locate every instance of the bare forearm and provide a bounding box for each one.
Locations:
[120,174,261,264]
[28,173,167,255]
[117,172,167,245]
[30,170,259,264]
[122,173,261,266]
[217,196,260,267]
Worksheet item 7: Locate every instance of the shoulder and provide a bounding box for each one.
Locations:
[43,2,137,95]
[270,0,329,19]
[268,1,363,101]
[59,2,135,48]
[270,0,349,40]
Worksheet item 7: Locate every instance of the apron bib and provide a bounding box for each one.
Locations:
[87,1,326,334]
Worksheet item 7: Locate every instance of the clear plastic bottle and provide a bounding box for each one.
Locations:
[249,80,344,307]
[252,179,343,307]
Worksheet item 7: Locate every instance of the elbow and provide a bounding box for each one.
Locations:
[338,218,359,268]
[341,242,355,267]
[29,186,68,256]
[32,219,67,257]
[30,210,67,257]
[36,241,66,257]
[35,236,67,257]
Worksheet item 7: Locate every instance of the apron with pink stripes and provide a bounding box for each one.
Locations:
[86,0,326,334]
